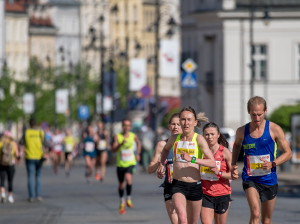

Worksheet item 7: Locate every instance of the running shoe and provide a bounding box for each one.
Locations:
[95,173,101,181]
[1,192,6,203]
[37,197,43,202]
[8,195,14,203]
[119,203,126,215]
[126,199,134,208]
[28,198,34,203]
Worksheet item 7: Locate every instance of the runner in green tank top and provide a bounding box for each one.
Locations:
[158,107,216,224]
[112,119,141,215]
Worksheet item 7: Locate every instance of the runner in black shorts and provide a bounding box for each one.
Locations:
[148,113,182,223]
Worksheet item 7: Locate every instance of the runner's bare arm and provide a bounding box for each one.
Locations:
[111,135,122,152]
[134,135,142,162]
[231,126,244,179]
[104,130,111,150]
[147,140,166,174]
[222,147,233,180]
[182,135,215,167]
[160,135,177,164]
[157,135,177,176]
[269,122,292,168]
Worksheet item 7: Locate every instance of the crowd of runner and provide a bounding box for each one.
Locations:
[0,96,293,224]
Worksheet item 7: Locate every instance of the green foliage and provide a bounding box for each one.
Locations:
[115,65,129,108]
[161,107,180,128]
[0,68,24,123]
[269,103,300,132]
[0,57,99,127]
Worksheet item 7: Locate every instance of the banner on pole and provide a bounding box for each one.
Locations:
[129,58,147,91]
[96,93,113,114]
[55,89,69,114]
[159,39,180,77]
[23,93,35,114]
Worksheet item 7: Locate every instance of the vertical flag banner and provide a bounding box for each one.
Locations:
[129,58,147,91]
[159,39,180,77]
[55,89,69,114]
[23,93,35,114]
[96,93,113,114]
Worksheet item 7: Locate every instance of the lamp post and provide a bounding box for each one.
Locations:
[249,3,254,98]
[99,15,105,118]
[249,2,270,97]
[153,0,160,140]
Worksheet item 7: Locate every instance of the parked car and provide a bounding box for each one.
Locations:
[219,127,235,152]
[220,127,244,161]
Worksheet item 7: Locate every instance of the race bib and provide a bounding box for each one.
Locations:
[175,141,197,163]
[247,154,271,176]
[97,140,107,151]
[166,164,173,183]
[65,143,73,152]
[85,142,95,152]
[120,149,134,162]
[201,160,221,181]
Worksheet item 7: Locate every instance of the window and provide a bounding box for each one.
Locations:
[252,45,267,80]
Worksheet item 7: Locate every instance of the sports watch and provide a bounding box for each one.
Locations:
[272,161,276,168]
[217,171,222,179]
[191,156,196,163]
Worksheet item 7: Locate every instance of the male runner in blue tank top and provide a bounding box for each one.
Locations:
[231,96,292,224]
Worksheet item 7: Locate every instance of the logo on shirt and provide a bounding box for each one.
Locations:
[243,143,256,150]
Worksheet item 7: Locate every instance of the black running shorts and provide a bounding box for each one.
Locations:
[243,181,278,202]
[171,179,203,201]
[202,194,231,214]
[163,182,172,201]
[116,165,135,183]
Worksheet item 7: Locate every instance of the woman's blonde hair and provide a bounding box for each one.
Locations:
[196,112,209,128]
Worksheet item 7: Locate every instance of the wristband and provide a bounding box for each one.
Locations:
[191,156,196,163]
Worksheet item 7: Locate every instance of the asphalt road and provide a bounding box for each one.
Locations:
[0,158,299,224]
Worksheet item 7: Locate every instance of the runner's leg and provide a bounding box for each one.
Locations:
[201,206,214,224]
[261,197,276,224]
[172,193,188,224]
[165,200,178,224]
[187,200,202,224]
[245,187,261,224]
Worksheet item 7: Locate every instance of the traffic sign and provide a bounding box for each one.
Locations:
[181,72,197,88]
[78,105,90,120]
[182,58,197,73]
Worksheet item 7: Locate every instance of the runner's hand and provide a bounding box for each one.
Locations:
[260,158,271,170]
[231,165,239,180]
[157,163,165,179]
[136,154,141,162]
[180,151,191,162]
[211,167,219,175]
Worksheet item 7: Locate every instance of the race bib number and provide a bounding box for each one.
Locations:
[175,141,197,163]
[65,143,73,152]
[201,160,221,181]
[85,142,95,152]
[166,164,173,183]
[97,140,107,151]
[247,154,271,176]
[121,149,134,162]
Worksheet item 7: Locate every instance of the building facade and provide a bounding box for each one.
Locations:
[48,0,81,69]
[28,4,56,67]
[5,0,29,81]
[181,0,300,130]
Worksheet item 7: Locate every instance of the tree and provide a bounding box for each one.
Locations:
[269,103,300,133]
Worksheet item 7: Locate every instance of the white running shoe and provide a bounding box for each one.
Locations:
[8,195,14,203]
[1,192,6,203]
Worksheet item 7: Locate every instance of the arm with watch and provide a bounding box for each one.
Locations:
[180,151,216,168]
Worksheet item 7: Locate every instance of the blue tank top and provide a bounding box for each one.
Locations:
[242,120,277,185]
[83,136,96,157]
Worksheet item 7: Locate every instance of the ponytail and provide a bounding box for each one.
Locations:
[196,112,209,128]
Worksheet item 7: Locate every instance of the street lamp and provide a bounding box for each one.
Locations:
[249,3,270,97]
